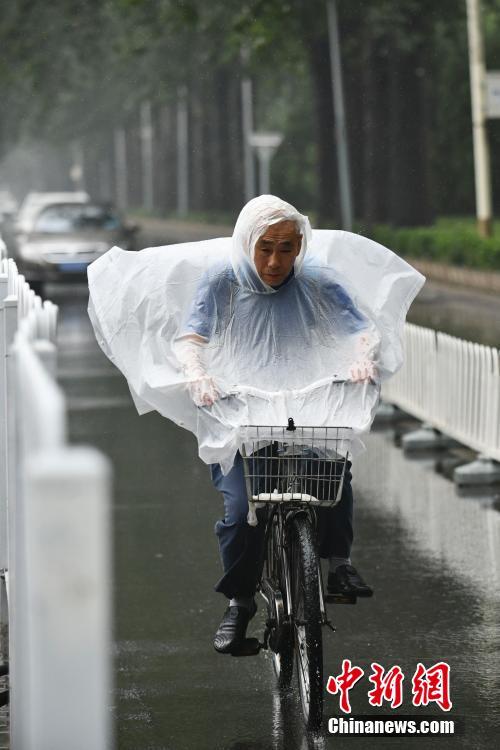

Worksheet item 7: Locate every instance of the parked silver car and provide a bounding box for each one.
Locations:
[14,201,139,292]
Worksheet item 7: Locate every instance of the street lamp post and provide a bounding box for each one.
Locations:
[140,101,154,213]
[248,132,283,195]
[114,128,128,212]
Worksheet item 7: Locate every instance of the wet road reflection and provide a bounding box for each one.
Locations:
[51,282,499,749]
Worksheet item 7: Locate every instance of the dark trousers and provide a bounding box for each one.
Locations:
[210,452,353,599]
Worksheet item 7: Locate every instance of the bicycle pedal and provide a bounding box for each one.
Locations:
[324,593,357,605]
[230,637,261,657]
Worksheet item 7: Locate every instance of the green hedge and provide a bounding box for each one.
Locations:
[370,222,500,271]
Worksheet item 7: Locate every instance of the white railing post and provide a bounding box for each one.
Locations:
[24,447,112,750]
[0,270,9,631]
[2,268,113,748]
[9,337,66,750]
[2,297,19,628]
[33,339,58,378]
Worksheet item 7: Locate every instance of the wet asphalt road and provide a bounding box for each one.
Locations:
[50,262,500,749]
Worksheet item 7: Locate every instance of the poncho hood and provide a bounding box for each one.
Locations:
[231,194,312,293]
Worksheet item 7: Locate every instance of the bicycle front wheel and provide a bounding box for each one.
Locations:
[266,511,294,689]
[290,513,323,731]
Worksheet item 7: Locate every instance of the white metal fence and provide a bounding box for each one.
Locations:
[382,323,500,462]
[0,258,112,749]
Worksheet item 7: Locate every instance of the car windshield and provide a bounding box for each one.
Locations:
[33,204,121,233]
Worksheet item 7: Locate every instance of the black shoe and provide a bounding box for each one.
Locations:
[213,601,257,654]
[327,564,374,598]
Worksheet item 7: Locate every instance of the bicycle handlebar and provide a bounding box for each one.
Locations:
[199,376,378,409]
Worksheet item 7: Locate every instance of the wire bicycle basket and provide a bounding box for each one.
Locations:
[240,422,352,513]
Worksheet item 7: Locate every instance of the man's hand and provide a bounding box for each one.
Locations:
[188,376,221,407]
[349,360,378,383]
[174,335,221,406]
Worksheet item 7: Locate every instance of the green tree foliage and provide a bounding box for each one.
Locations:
[1,0,499,226]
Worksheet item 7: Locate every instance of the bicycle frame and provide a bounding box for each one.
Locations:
[260,503,331,633]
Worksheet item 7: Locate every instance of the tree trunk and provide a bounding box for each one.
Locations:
[227,71,244,212]
[189,85,204,212]
[127,114,142,211]
[361,25,377,230]
[417,45,435,225]
[387,38,432,226]
[214,66,241,212]
[306,35,338,226]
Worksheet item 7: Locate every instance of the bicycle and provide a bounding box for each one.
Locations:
[239,419,355,732]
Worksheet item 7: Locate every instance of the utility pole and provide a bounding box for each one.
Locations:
[241,47,256,202]
[326,0,353,231]
[466,0,492,237]
[113,128,128,212]
[140,101,154,213]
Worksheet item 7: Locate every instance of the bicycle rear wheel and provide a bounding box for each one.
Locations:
[266,511,294,689]
[290,513,323,731]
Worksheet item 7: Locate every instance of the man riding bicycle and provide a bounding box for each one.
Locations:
[175,195,384,655]
[88,193,424,660]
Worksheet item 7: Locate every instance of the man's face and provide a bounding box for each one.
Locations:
[254,220,302,286]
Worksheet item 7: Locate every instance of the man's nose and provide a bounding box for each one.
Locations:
[267,251,281,268]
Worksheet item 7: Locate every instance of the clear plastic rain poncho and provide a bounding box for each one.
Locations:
[88,195,425,473]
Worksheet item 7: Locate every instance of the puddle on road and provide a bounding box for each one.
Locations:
[356,430,500,597]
